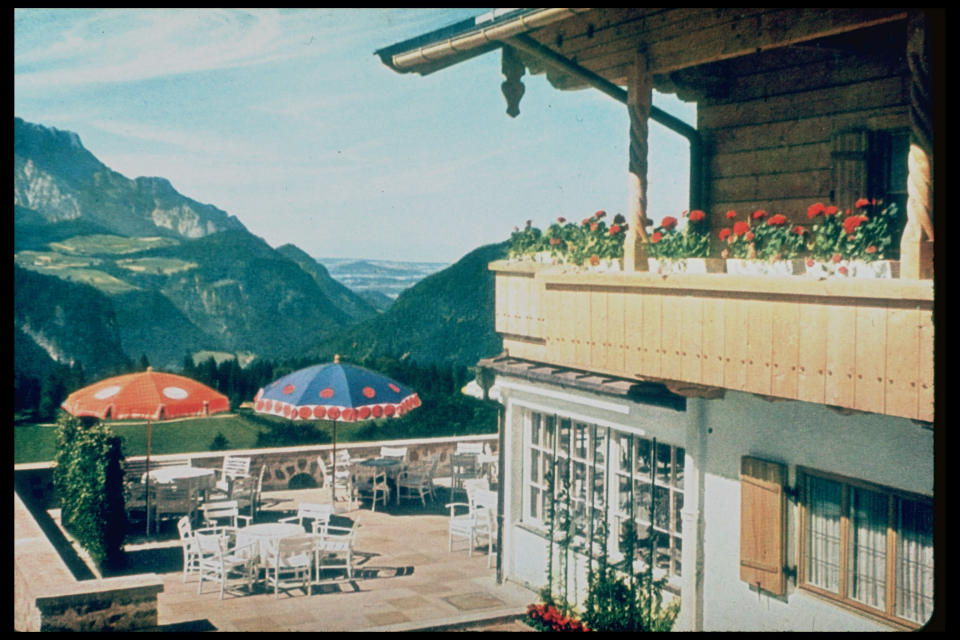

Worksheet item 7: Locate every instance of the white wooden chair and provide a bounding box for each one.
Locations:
[397,455,439,507]
[354,466,390,512]
[446,487,498,567]
[214,456,252,497]
[154,483,197,533]
[234,465,265,521]
[317,456,354,505]
[264,534,316,599]
[280,502,333,534]
[314,520,359,580]
[177,516,202,583]
[195,528,257,599]
[200,500,252,529]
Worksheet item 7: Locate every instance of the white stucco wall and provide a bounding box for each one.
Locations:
[697,391,934,631]
[494,373,934,632]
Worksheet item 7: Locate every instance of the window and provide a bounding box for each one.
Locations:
[799,469,933,627]
[522,409,685,579]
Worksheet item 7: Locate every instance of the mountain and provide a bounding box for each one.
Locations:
[13,118,382,378]
[15,117,247,239]
[312,242,508,367]
[275,244,379,322]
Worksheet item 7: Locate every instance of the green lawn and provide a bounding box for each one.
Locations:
[14,414,268,464]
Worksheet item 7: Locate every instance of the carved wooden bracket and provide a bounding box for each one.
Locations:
[501,45,526,118]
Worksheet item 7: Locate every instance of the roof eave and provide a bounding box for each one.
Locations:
[375,8,591,76]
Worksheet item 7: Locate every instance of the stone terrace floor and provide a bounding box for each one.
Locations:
[118,483,537,632]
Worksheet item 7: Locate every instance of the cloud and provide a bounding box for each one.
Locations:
[15,9,338,90]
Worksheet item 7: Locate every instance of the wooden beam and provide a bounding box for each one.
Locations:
[625,53,652,272]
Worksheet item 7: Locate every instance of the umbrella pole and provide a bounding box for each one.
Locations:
[331,420,337,503]
[145,420,152,536]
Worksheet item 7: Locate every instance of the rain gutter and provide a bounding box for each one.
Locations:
[382,8,591,72]
[507,32,704,210]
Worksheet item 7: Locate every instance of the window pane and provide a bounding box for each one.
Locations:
[673,491,684,535]
[674,448,685,488]
[634,480,651,524]
[654,485,670,531]
[656,442,672,486]
[530,449,540,483]
[574,422,588,459]
[531,413,541,445]
[846,487,888,609]
[545,415,556,448]
[805,475,842,593]
[896,499,934,624]
[594,426,606,466]
[529,486,540,520]
[558,419,571,457]
[618,433,632,470]
[636,439,652,476]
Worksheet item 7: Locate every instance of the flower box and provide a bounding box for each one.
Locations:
[726,258,804,276]
[805,259,899,279]
[587,257,622,272]
[648,257,724,275]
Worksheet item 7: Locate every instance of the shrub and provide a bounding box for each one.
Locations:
[53,412,127,570]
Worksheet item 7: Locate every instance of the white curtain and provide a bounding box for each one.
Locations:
[896,500,934,623]
[805,476,842,593]
[847,487,887,609]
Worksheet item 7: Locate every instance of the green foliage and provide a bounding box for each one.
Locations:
[209,431,230,451]
[53,412,127,570]
[507,220,548,259]
[648,211,710,260]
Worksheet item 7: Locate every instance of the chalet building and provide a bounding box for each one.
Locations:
[377,8,940,631]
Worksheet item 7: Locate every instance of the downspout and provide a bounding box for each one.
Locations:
[506,33,703,210]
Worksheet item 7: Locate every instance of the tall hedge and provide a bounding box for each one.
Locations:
[53,412,127,570]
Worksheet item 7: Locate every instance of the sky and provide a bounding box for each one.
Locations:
[14,8,696,264]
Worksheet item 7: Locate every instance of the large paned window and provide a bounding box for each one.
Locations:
[800,469,933,627]
[522,409,684,579]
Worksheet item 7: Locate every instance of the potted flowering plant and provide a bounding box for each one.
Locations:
[507,220,548,262]
[526,602,590,632]
[647,210,716,274]
[568,210,627,270]
[720,209,807,275]
[805,199,899,278]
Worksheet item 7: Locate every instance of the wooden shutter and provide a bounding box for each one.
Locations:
[740,456,786,596]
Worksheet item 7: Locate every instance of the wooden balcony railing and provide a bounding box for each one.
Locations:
[492,261,934,422]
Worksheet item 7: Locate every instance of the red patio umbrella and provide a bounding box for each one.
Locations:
[61,366,231,534]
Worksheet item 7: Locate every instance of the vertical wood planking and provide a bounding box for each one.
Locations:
[797,300,828,404]
[701,295,726,387]
[681,295,704,384]
[573,287,593,369]
[624,289,647,376]
[854,305,887,413]
[494,274,507,334]
[917,305,934,422]
[660,292,683,381]
[825,303,856,408]
[723,296,748,391]
[642,289,663,378]
[883,305,919,420]
[746,297,773,395]
[590,288,607,371]
[607,287,626,374]
[771,299,800,399]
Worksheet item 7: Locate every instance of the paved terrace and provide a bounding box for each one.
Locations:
[72,484,536,632]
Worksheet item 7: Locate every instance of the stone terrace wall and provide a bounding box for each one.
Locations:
[13,491,163,632]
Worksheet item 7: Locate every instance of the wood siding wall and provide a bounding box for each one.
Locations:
[492,264,934,423]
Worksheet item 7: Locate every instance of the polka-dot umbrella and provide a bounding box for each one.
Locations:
[61,367,231,534]
[253,355,421,501]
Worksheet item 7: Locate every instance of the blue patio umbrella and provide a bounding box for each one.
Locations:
[253,355,421,500]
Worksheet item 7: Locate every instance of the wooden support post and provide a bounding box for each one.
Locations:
[625,53,653,272]
[901,11,934,280]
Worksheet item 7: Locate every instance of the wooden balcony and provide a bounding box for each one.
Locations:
[492,261,934,422]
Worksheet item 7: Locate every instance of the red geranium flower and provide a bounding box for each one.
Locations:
[838,265,848,275]
[594,210,606,218]
[549,237,562,245]
[866,245,877,254]
[843,215,868,235]
[689,209,706,222]
[807,202,826,219]
[650,231,663,243]
[718,228,732,241]
[733,221,750,236]
[589,254,600,265]
[726,210,738,219]
[609,224,621,234]
[752,209,767,220]
[824,205,839,216]
[581,218,590,225]
[661,216,678,230]
[854,197,871,209]
[590,222,599,231]
[767,214,787,226]
[557,216,566,223]
[793,225,807,235]
[831,252,843,263]
[745,231,755,242]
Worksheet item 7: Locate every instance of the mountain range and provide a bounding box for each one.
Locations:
[13,117,504,384]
